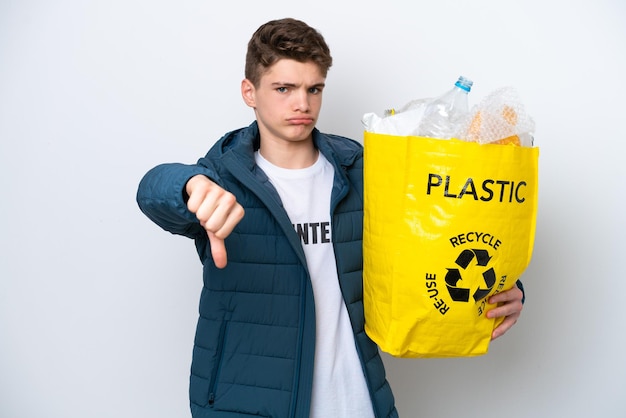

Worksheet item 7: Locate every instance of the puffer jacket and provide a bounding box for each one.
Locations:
[137,122,398,418]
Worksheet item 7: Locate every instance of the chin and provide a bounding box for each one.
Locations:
[288,125,314,141]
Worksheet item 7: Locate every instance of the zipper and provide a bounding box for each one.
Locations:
[208,320,229,407]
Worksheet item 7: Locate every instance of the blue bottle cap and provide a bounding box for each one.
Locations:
[455,76,473,92]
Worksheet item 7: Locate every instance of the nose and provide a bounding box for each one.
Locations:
[293,88,310,112]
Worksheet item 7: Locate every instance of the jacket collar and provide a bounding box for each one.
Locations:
[214,121,361,172]
[216,121,361,213]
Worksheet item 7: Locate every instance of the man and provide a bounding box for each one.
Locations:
[137,17,523,418]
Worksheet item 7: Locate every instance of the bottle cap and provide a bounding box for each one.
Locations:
[455,76,473,92]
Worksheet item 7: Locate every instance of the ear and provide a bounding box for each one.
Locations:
[241,79,256,108]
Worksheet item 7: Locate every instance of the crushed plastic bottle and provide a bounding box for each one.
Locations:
[458,86,535,146]
[417,76,473,139]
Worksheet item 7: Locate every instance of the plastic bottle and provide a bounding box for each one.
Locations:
[417,76,473,139]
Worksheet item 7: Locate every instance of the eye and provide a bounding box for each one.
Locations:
[309,87,321,94]
[276,87,288,93]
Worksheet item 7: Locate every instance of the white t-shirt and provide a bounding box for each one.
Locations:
[255,151,375,418]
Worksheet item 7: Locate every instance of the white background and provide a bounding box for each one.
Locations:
[1,1,625,417]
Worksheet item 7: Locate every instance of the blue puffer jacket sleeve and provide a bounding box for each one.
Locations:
[136,162,217,239]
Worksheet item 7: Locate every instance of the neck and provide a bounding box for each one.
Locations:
[259,139,318,169]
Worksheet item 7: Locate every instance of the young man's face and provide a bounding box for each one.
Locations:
[242,59,325,148]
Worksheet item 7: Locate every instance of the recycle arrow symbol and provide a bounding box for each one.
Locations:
[444,268,470,302]
[445,249,496,303]
[472,267,496,302]
[456,249,492,268]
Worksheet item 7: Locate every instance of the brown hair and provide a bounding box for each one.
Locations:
[245,18,333,86]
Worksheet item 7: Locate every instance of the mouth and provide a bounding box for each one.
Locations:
[288,117,315,125]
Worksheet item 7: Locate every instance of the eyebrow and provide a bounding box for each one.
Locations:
[271,82,326,88]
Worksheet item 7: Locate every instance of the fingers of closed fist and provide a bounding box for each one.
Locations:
[186,175,215,214]
[201,195,244,239]
[186,176,243,234]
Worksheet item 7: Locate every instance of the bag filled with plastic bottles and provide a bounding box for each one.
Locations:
[362,78,539,358]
